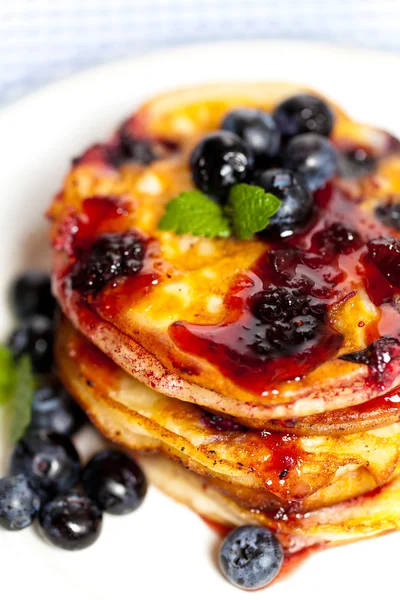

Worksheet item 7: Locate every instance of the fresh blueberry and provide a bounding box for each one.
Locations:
[29,383,87,436]
[82,450,147,515]
[273,93,334,138]
[190,131,254,200]
[254,169,313,237]
[10,431,81,501]
[282,133,338,191]
[337,148,377,179]
[219,525,284,590]
[8,315,54,373]
[10,270,55,319]
[376,202,400,231]
[39,493,102,550]
[0,474,40,531]
[221,108,280,167]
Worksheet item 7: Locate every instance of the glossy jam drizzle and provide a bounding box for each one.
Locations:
[170,182,400,393]
[53,196,129,256]
[58,195,160,325]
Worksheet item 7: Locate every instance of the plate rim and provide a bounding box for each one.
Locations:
[1,38,400,122]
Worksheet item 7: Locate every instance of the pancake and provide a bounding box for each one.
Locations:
[49,83,400,556]
[48,83,400,423]
[139,453,400,552]
[56,318,400,510]
[56,317,400,550]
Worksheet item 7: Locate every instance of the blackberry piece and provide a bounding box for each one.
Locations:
[71,231,145,296]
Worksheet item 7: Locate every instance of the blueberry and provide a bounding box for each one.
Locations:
[282,133,338,191]
[39,493,102,550]
[273,93,334,138]
[29,383,87,436]
[10,431,81,501]
[337,148,377,179]
[8,315,54,373]
[10,270,55,319]
[219,525,283,590]
[0,474,40,531]
[190,131,254,200]
[376,202,400,231]
[82,450,147,515]
[221,109,280,167]
[254,169,313,237]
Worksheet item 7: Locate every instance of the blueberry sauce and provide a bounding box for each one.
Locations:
[170,182,400,393]
[341,336,400,387]
[71,231,145,297]
[53,195,159,305]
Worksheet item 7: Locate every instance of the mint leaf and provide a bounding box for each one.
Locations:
[158,191,231,238]
[0,345,16,405]
[9,355,35,443]
[227,183,281,240]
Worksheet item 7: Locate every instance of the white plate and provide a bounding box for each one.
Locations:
[1,40,400,600]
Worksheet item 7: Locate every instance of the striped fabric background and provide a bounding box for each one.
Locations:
[1,0,400,104]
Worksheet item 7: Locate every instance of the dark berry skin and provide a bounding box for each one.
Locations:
[219,525,283,590]
[10,270,55,319]
[221,109,280,167]
[10,431,81,502]
[117,129,158,166]
[282,133,338,191]
[313,223,363,260]
[273,93,334,138]
[8,315,54,373]
[39,493,102,550]
[0,474,40,531]
[337,148,377,179]
[341,336,400,386]
[252,287,326,353]
[71,231,145,297]
[190,131,254,200]
[29,383,87,436]
[82,450,147,515]
[254,169,313,238]
[201,411,247,433]
[376,203,400,231]
[368,237,400,288]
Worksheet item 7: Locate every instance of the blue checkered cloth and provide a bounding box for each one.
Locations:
[1,0,400,104]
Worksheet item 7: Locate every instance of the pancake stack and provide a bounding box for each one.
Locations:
[49,84,400,553]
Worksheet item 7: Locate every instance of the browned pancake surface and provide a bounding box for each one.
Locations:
[49,83,400,418]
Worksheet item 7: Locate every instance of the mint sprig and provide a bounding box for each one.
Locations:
[158,191,231,238]
[9,355,35,443]
[0,343,35,441]
[0,345,15,405]
[228,184,281,240]
[158,184,281,240]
